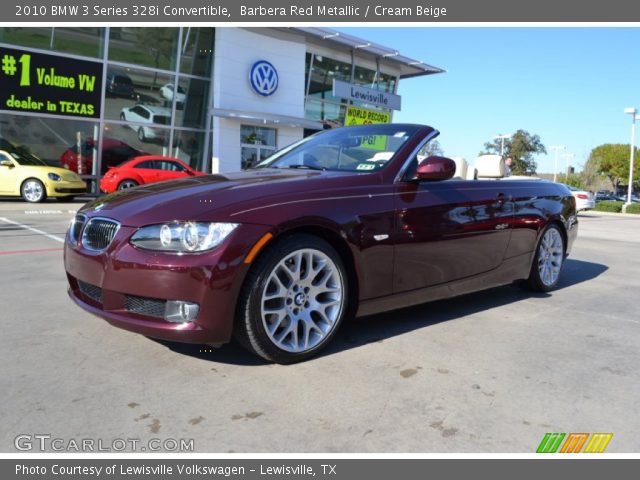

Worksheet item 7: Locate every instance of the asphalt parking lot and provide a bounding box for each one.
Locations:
[1,200,638,453]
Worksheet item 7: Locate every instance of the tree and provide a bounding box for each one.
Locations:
[420,139,443,157]
[586,143,640,192]
[480,129,546,175]
[556,173,584,189]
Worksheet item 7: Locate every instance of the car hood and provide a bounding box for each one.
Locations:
[79,168,351,227]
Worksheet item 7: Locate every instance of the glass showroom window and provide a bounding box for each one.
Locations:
[172,130,207,171]
[108,28,179,71]
[175,77,209,129]
[180,28,215,77]
[102,122,172,167]
[104,65,174,124]
[0,27,105,59]
[352,66,396,93]
[241,126,277,170]
[305,53,352,104]
[0,113,98,192]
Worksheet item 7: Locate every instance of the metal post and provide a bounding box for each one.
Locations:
[549,145,565,183]
[628,116,636,205]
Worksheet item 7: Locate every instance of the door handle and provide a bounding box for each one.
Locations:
[496,193,512,203]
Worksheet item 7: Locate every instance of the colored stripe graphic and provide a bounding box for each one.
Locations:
[584,433,613,453]
[560,433,589,453]
[537,433,566,453]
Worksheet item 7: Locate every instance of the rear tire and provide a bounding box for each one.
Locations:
[21,179,46,203]
[117,179,138,190]
[234,234,348,364]
[525,224,565,292]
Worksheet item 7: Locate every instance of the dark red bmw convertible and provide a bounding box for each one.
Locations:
[64,124,578,363]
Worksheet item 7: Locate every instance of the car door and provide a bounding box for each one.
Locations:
[393,178,514,292]
[132,160,161,184]
[156,160,190,182]
[0,154,19,194]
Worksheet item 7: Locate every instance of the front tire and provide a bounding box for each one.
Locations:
[525,224,565,292]
[235,234,348,364]
[21,179,46,203]
[137,127,146,142]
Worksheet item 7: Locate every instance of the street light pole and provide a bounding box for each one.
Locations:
[495,134,511,157]
[624,108,639,206]
[562,153,574,177]
[549,145,565,182]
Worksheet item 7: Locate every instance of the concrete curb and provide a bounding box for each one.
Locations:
[580,210,640,217]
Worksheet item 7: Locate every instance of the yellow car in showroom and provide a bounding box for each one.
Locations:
[0,140,86,202]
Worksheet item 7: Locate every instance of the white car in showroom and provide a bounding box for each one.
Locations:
[120,104,171,143]
[566,185,595,211]
[159,84,186,105]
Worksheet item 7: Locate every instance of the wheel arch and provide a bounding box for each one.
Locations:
[117,177,141,189]
[545,217,568,255]
[244,223,360,319]
[20,176,48,195]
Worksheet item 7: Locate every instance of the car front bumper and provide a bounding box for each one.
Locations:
[64,222,272,344]
[46,180,87,197]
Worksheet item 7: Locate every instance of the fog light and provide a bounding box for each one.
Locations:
[164,301,199,323]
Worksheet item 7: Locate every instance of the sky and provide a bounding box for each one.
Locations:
[339,27,640,173]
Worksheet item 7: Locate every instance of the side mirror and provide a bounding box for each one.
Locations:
[415,156,456,181]
[0,160,14,168]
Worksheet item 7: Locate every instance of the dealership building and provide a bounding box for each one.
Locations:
[0,27,443,193]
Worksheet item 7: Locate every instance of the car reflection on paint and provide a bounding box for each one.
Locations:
[64,124,578,363]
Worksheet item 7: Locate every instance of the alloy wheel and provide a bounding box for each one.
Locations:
[537,227,564,287]
[260,248,344,353]
[23,180,44,202]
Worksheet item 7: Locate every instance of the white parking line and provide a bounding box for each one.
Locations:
[0,217,65,243]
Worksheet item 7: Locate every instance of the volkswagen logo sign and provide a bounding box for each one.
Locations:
[250,60,278,97]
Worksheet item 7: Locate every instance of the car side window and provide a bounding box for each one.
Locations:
[166,161,186,172]
[135,161,155,169]
[132,106,149,119]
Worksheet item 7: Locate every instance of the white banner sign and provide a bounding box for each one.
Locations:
[332,80,401,110]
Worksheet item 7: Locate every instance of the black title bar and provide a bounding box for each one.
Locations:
[4,0,640,22]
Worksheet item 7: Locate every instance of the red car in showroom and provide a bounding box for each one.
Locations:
[64,124,578,363]
[59,138,143,174]
[99,156,205,193]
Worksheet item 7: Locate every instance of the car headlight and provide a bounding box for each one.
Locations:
[130,222,239,253]
[48,173,62,181]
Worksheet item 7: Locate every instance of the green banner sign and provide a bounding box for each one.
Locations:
[0,46,103,118]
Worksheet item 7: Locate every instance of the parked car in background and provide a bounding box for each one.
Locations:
[106,70,135,98]
[60,138,144,174]
[1,138,86,202]
[565,185,595,211]
[595,190,617,202]
[99,156,205,193]
[120,104,171,143]
[159,84,186,106]
[65,124,578,363]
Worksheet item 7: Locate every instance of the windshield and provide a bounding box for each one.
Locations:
[256,124,421,172]
[0,138,46,166]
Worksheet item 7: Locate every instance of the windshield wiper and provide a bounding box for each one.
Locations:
[287,164,326,171]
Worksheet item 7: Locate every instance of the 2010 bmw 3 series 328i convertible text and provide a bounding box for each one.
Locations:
[64,124,578,363]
